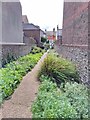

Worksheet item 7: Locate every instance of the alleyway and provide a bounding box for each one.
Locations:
[1,52,48,119]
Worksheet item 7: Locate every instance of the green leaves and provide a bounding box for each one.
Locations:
[0,51,44,104]
[32,79,77,118]
[33,51,88,118]
[63,82,88,118]
[32,75,88,118]
[30,46,45,54]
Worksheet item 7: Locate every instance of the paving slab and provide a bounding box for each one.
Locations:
[0,52,48,119]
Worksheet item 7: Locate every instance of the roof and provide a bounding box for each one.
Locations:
[46,31,56,36]
[23,23,40,30]
[40,29,46,34]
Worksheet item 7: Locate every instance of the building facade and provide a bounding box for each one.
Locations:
[57,25,62,45]
[23,23,45,45]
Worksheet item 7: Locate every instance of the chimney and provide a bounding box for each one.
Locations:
[53,28,55,32]
[57,25,59,30]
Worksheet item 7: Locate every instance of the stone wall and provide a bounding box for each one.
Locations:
[1,42,36,65]
[0,1,37,67]
[54,45,88,84]
[55,1,89,84]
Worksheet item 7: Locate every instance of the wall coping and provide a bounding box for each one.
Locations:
[0,42,25,45]
[62,44,88,49]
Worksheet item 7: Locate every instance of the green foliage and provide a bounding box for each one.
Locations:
[62,82,88,118]
[2,52,17,67]
[31,79,77,118]
[0,52,43,104]
[46,40,49,44]
[32,75,88,118]
[39,75,51,82]
[41,37,47,43]
[32,51,88,118]
[30,46,45,54]
[44,43,50,50]
[39,52,80,85]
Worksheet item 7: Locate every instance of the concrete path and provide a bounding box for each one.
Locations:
[0,52,48,119]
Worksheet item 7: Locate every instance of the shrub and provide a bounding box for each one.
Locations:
[44,43,50,50]
[30,46,44,54]
[39,53,80,85]
[41,37,47,43]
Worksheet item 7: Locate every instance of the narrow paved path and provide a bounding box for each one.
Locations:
[1,52,48,119]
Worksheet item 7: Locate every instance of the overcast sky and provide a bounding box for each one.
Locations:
[20,0,64,31]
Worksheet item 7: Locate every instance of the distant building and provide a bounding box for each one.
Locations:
[46,28,56,48]
[57,25,62,45]
[23,23,45,45]
[46,29,56,41]
[40,29,46,39]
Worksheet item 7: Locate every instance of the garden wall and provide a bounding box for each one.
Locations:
[1,36,36,65]
[54,45,88,84]
[55,1,89,84]
[0,1,36,66]
[62,2,88,46]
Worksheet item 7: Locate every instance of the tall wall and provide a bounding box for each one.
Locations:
[0,1,36,66]
[2,1,23,43]
[62,2,88,46]
[55,1,89,84]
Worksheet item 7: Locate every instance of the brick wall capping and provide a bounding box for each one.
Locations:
[62,44,88,49]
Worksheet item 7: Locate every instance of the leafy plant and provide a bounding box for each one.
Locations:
[32,75,88,119]
[30,46,45,54]
[62,82,88,118]
[32,79,77,118]
[41,37,47,43]
[0,50,44,104]
[2,52,17,67]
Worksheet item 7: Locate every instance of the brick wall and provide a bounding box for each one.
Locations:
[24,30,40,44]
[62,2,88,46]
[55,1,89,84]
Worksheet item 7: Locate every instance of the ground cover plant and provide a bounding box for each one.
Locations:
[32,75,88,119]
[0,47,44,105]
[32,51,88,118]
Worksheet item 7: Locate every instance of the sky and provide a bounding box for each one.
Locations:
[20,0,64,31]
